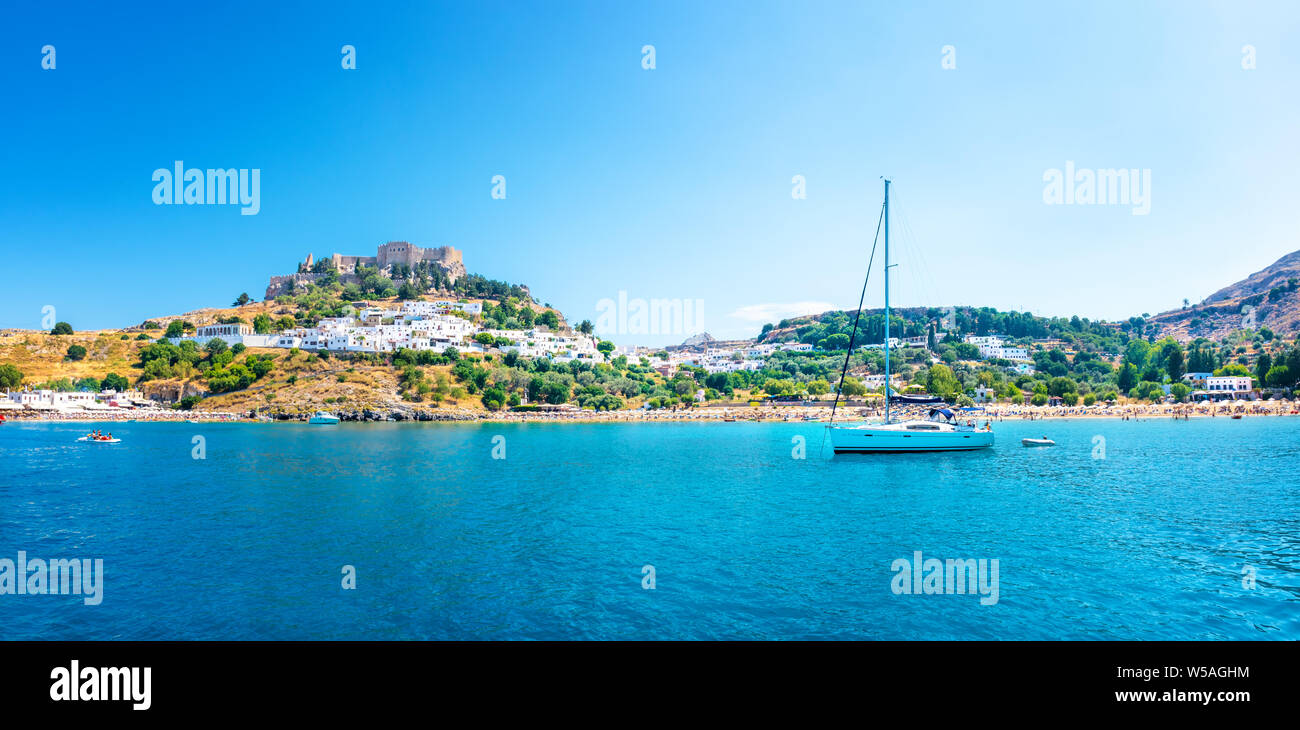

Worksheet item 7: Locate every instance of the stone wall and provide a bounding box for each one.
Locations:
[266,243,466,300]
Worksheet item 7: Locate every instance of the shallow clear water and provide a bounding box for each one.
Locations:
[1,418,1296,639]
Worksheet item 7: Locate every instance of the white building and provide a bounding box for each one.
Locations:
[403,300,483,316]
[1206,376,1252,394]
[5,388,153,411]
[196,323,254,339]
[860,374,901,390]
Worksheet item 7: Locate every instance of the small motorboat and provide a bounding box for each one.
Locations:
[1021,437,1055,447]
[308,411,340,424]
[77,436,121,444]
[1230,414,1243,420]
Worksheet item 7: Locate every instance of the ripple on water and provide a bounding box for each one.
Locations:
[0,419,1296,639]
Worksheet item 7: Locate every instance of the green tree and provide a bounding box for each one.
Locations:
[1123,339,1151,370]
[65,344,87,361]
[1255,352,1272,387]
[926,363,961,399]
[1213,362,1251,378]
[823,333,850,350]
[1170,383,1190,402]
[0,363,22,389]
[1117,363,1139,392]
[233,292,251,307]
[1265,364,1291,388]
[481,386,506,411]
[397,280,423,300]
[51,322,74,335]
[1166,346,1186,382]
[1047,376,1077,397]
[840,377,867,396]
[101,372,129,391]
[596,340,615,359]
[140,358,173,381]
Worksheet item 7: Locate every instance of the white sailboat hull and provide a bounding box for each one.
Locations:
[829,424,994,453]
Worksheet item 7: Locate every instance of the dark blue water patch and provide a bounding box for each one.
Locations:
[0,418,1296,639]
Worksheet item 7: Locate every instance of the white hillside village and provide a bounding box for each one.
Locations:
[175,300,609,362]
[175,299,824,374]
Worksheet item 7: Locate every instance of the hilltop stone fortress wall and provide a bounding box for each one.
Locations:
[265,242,466,299]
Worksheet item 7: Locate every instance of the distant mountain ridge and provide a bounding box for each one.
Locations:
[1151,248,1300,340]
[1203,249,1300,304]
[742,249,1300,349]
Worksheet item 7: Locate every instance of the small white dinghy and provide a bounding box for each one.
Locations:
[77,437,121,444]
[1021,437,1055,447]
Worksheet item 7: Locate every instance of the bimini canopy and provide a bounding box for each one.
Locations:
[928,408,955,421]
[890,393,945,405]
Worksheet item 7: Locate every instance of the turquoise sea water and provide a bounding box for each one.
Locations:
[0,418,1296,640]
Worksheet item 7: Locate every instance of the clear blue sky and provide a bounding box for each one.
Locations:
[3,1,1297,345]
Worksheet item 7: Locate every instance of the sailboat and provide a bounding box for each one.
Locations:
[827,179,994,454]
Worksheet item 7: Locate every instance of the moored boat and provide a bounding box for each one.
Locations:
[833,409,995,453]
[1022,437,1055,447]
[826,179,994,454]
[308,411,341,424]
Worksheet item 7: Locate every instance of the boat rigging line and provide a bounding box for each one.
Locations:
[820,195,885,457]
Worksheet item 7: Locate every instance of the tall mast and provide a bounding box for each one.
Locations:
[883,178,891,424]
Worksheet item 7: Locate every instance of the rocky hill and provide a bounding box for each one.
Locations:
[1203,250,1300,303]
[1150,249,1300,340]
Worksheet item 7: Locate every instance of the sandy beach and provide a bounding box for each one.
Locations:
[5,398,1297,424]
